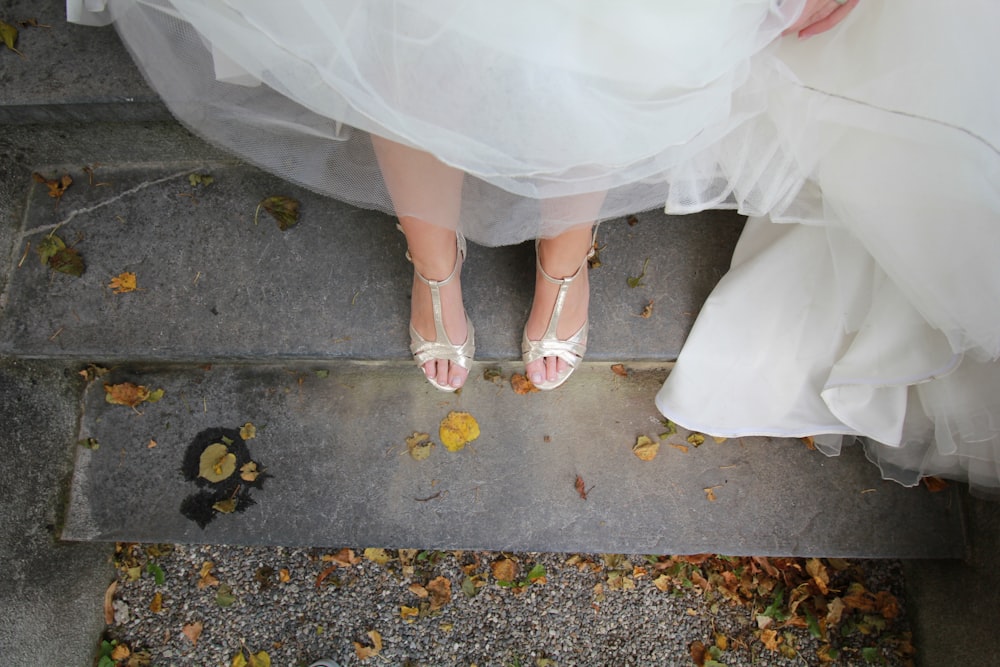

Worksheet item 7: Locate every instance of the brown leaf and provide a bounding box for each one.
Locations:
[491,558,518,584]
[802,436,817,450]
[405,431,434,461]
[315,564,337,588]
[279,568,291,583]
[806,558,830,595]
[639,299,654,318]
[103,580,117,624]
[104,382,163,408]
[689,640,707,667]
[182,621,203,645]
[427,575,452,610]
[110,644,131,661]
[197,562,219,589]
[510,373,539,394]
[408,583,429,598]
[149,591,163,614]
[704,486,719,502]
[353,630,382,660]
[760,628,780,652]
[610,364,628,378]
[574,474,589,500]
[32,172,72,199]
[329,548,359,567]
[876,590,901,620]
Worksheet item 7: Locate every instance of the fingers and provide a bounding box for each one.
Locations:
[782,0,857,38]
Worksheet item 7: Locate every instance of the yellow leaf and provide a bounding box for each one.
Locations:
[149,592,163,613]
[213,499,237,514]
[405,432,434,461]
[353,630,382,660]
[240,422,257,440]
[408,583,428,598]
[108,272,137,294]
[111,644,131,660]
[364,548,391,565]
[197,562,219,589]
[1,19,22,55]
[687,433,706,446]
[713,436,727,443]
[104,382,150,408]
[248,651,271,667]
[240,461,260,482]
[400,605,419,622]
[439,411,480,452]
[230,652,249,667]
[199,443,237,482]
[279,568,291,583]
[632,435,659,461]
[704,486,719,502]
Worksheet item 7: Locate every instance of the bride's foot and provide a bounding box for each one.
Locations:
[522,230,594,390]
[408,234,474,391]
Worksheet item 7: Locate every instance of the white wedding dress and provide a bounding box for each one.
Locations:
[69,1,1000,495]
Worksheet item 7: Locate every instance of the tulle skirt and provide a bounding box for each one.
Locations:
[71,0,1000,493]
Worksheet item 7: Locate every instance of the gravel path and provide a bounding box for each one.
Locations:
[100,546,913,667]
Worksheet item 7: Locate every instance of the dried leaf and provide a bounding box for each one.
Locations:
[659,419,678,439]
[197,562,219,589]
[328,548,360,567]
[188,173,214,187]
[439,411,480,452]
[574,474,589,500]
[427,576,452,610]
[491,558,518,584]
[247,651,270,667]
[704,486,719,502]
[353,630,382,660]
[921,476,949,492]
[104,382,162,408]
[408,583,428,598]
[256,196,300,230]
[632,435,660,461]
[104,580,118,624]
[760,628,780,652]
[510,373,539,394]
[802,436,817,450]
[240,422,257,440]
[239,461,260,482]
[653,574,671,592]
[405,432,434,461]
[668,443,689,453]
[639,300,654,318]
[40,235,84,276]
[690,640,707,667]
[1,19,22,55]
[212,498,236,513]
[482,367,503,384]
[400,605,419,622]
[182,621,203,645]
[149,592,163,613]
[610,363,628,377]
[32,172,72,199]
[806,558,830,595]
[687,433,706,447]
[199,443,237,482]
[111,644,131,661]
[627,258,649,288]
[108,272,137,294]
[363,548,391,565]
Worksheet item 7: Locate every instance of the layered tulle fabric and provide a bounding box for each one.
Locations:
[70,1,1000,492]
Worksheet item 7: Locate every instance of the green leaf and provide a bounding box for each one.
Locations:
[527,563,547,582]
[762,588,788,621]
[78,437,99,450]
[49,247,85,277]
[188,173,214,187]
[146,562,165,585]
[862,647,884,664]
[256,195,300,230]
[0,19,21,55]
[146,388,165,403]
[314,369,329,378]
[461,576,480,598]
[216,583,237,607]
[805,607,822,638]
[626,258,649,288]
[37,234,66,265]
[97,657,115,667]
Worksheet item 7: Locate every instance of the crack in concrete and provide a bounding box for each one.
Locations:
[21,169,192,238]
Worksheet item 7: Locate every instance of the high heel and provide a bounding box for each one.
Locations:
[407,233,475,392]
[521,236,596,391]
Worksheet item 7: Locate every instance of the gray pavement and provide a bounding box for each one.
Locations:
[1,1,999,665]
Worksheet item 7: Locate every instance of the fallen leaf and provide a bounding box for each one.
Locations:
[713,436,727,443]
[110,644,131,661]
[108,272,137,294]
[104,580,118,624]
[690,640,707,667]
[687,433,706,447]
[803,436,817,450]
[79,437,99,450]
[574,474,590,500]
[37,233,85,276]
[632,435,660,461]
[199,443,237,483]
[279,568,290,583]
[491,558,518,584]
[247,651,271,667]
[806,558,830,595]
[439,411,480,452]
[104,382,163,408]
[626,214,639,226]
[182,621,203,645]
[213,498,237,514]
[32,172,72,199]
[659,419,678,439]
[315,565,337,588]
[510,373,539,394]
[148,439,157,449]
[240,461,260,482]
[256,195,300,230]
[668,443,689,453]
[760,628,780,652]
[188,173,214,187]
[197,562,219,589]
[408,583,428,598]
[610,364,628,377]
[826,597,846,626]
[427,575,452,610]
[216,584,236,607]
[363,548,391,565]
[639,300,654,318]
[482,367,503,384]
[353,630,382,660]
[329,548,360,567]
[240,422,257,440]
[1,19,22,55]
[405,431,434,461]
[149,591,163,613]
[400,605,419,622]
[653,574,671,592]
[627,258,649,288]
[704,486,719,502]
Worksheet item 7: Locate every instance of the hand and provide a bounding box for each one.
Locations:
[783,0,859,39]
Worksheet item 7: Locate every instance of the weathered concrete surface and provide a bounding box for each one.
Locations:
[1,163,743,363]
[0,359,113,667]
[62,361,964,558]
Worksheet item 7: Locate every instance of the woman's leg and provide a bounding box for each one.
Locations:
[524,192,605,386]
[371,135,470,389]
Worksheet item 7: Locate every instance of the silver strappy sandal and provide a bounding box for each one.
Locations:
[521,235,596,391]
[407,233,475,392]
